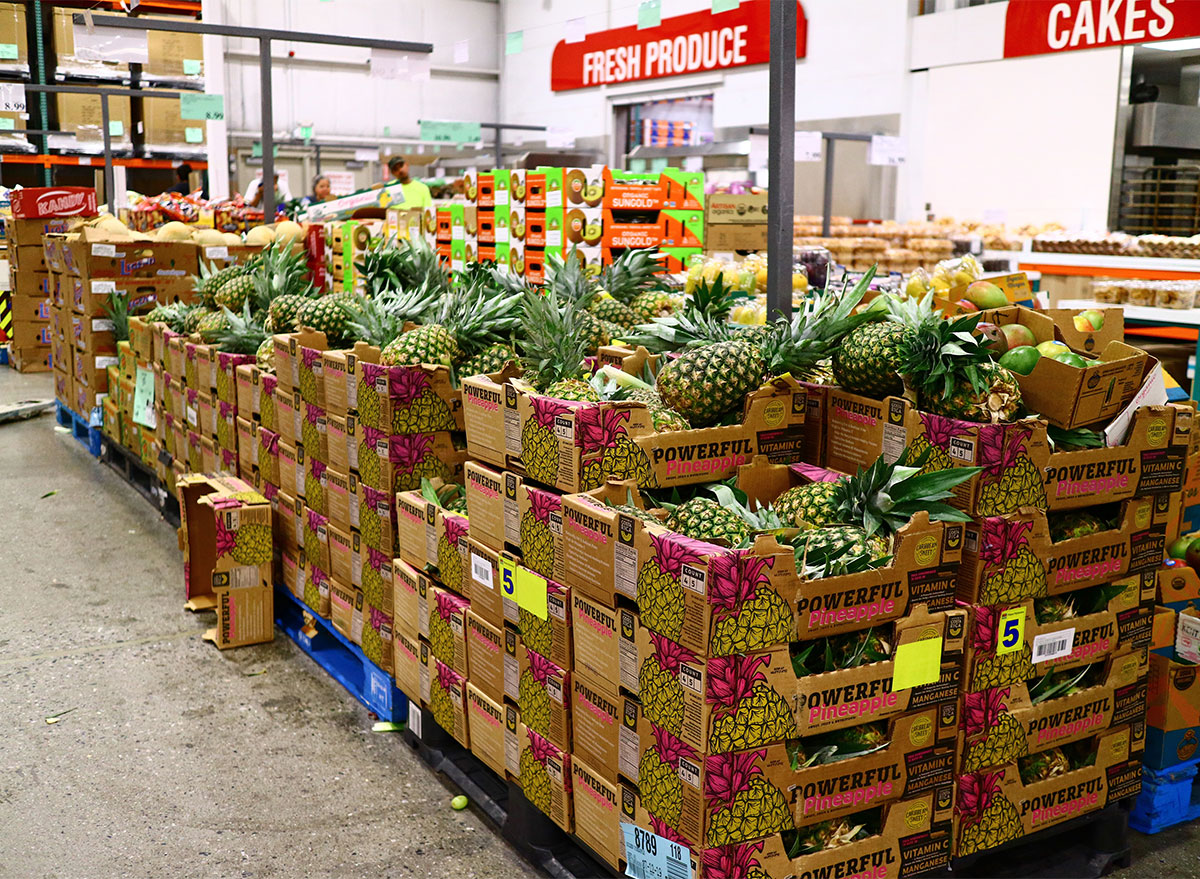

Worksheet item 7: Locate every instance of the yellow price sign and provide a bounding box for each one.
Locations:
[996,606,1026,657]
[498,558,517,602]
[515,564,549,621]
[892,637,942,691]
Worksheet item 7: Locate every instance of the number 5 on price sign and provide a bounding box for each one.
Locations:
[996,606,1026,656]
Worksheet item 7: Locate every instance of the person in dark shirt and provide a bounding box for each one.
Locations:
[167,163,193,196]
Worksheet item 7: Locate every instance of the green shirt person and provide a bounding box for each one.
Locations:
[387,155,432,209]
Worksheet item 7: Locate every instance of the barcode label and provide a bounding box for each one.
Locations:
[204,246,229,259]
[91,280,116,294]
[1032,628,1075,663]
[91,243,116,257]
[472,553,493,590]
[621,823,694,879]
[408,700,422,739]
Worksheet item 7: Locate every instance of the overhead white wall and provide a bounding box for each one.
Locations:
[215,0,499,142]
[498,0,911,152]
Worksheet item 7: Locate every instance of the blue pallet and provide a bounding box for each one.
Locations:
[1130,756,1200,834]
[0,345,9,365]
[54,400,101,457]
[274,585,408,723]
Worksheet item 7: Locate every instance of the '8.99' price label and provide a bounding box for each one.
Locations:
[621,823,693,879]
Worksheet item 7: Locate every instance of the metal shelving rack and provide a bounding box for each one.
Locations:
[1117,164,1200,236]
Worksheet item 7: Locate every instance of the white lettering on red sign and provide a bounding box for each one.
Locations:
[1009,0,1185,58]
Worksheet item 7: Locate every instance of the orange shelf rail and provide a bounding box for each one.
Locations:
[0,154,206,170]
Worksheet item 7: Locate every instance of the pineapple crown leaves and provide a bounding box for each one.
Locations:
[393,433,435,473]
[390,367,434,407]
[435,659,465,692]
[102,288,132,343]
[207,302,268,353]
[1047,424,1105,452]
[650,725,698,767]
[526,727,559,764]
[833,447,979,538]
[963,687,1010,737]
[345,290,418,350]
[649,531,720,577]
[705,654,771,712]
[955,771,1006,824]
[544,246,599,307]
[597,247,669,305]
[701,842,765,879]
[970,606,1000,652]
[649,816,691,847]
[213,513,237,557]
[433,588,470,622]
[648,631,699,674]
[896,310,994,404]
[702,749,767,810]
[357,235,449,299]
[525,649,561,685]
[1029,663,1092,705]
[706,551,776,616]
[763,266,882,377]
[429,278,525,359]
[706,484,787,538]
[519,286,596,391]
[249,240,315,313]
[978,517,1034,565]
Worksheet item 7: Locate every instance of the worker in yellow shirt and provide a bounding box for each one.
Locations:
[387,156,432,209]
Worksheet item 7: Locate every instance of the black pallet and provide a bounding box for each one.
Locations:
[99,435,181,528]
[940,799,1133,878]
[402,705,618,879]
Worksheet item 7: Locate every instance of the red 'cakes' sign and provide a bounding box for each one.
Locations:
[10,187,98,218]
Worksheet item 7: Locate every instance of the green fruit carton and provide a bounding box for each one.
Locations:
[518,643,571,752]
[953,726,1141,858]
[421,642,470,749]
[982,305,1150,429]
[960,584,1151,695]
[461,366,807,493]
[959,494,1176,604]
[176,474,274,648]
[630,707,954,852]
[517,722,573,831]
[619,789,950,879]
[958,653,1146,774]
[634,608,964,756]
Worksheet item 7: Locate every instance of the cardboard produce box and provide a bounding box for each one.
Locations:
[571,757,625,872]
[142,88,205,148]
[463,461,516,554]
[431,506,470,596]
[426,583,470,677]
[518,642,571,752]
[631,708,954,850]
[176,475,274,648]
[959,653,1147,773]
[953,726,1141,858]
[465,610,505,704]
[351,344,464,434]
[517,481,566,582]
[358,428,467,495]
[391,557,428,643]
[704,191,767,224]
[704,223,768,252]
[144,26,204,82]
[516,722,573,832]
[0,3,29,74]
[462,367,807,493]
[466,683,508,779]
[463,536,513,629]
[358,481,394,556]
[1145,606,1200,769]
[421,642,470,748]
[635,608,964,755]
[61,229,197,280]
[959,494,1175,604]
[393,628,422,703]
[571,593,639,697]
[55,92,132,145]
[570,669,639,788]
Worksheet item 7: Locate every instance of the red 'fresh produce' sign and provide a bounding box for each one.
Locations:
[550,0,806,92]
[1004,0,1198,58]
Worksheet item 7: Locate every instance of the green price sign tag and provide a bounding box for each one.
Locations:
[0,43,18,61]
[251,141,280,158]
[182,58,202,75]
[419,120,481,144]
[108,120,124,137]
[299,125,314,140]
[133,367,156,428]
[185,127,203,144]
[179,92,224,121]
[0,117,15,131]
[996,607,1027,657]
[712,0,740,12]
[638,0,662,29]
[505,30,523,56]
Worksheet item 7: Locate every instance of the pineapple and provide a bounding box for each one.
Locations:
[266,293,310,333]
[791,817,873,855]
[976,517,1047,604]
[630,290,678,322]
[704,750,794,846]
[206,302,267,354]
[435,515,468,594]
[832,321,909,399]
[519,729,559,815]
[195,309,231,337]
[956,771,1022,856]
[1018,747,1070,785]
[518,649,560,737]
[519,490,560,579]
[627,388,690,432]
[591,248,670,328]
[638,532,714,640]
[1049,511,1109,542]
[182,306,211,335]
[214,270,255,312]
[296,293,362,347]
[968,605,1034,692]
[247,241,315,317]
[213,510,272,566]
[460,342,516,378]
[638,726,695,827]
[961,688,1028,772]
[256,336,275,372]
[706,654,797,752]
[1034,596,1076,625]
[666,497,750,545]
[638,633,697,734]
[775,481,840,527]
[708,552,795,655]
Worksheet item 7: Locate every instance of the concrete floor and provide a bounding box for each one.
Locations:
[3,367,1200,879]
[0,370,534,879]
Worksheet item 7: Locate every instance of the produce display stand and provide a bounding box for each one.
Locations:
[1059,298,1200,401]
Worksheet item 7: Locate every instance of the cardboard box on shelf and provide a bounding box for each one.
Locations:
[704,223,768,252]
[144,26,204,82]
[571,758,624,872]
[393,628,422,703]
[570,668,639,788]
[464,461,514,554]
[426,583,470,677]
[55,92,132,145]
[0,2,28,72]
[571,593,639,695]
[142,88,205,147]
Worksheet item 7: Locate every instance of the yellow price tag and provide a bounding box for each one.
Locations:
[996,606,1026,657]
[892,637,942,691]
[515,564,548,621]
[498,557,517,601]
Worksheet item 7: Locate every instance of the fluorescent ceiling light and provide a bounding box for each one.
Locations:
[1144,38,1200,52]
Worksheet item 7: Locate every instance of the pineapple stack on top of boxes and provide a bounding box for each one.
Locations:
[793,264,1176,859]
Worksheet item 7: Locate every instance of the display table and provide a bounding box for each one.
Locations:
[1059,298,1200,401]
[985,250,1200,279]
